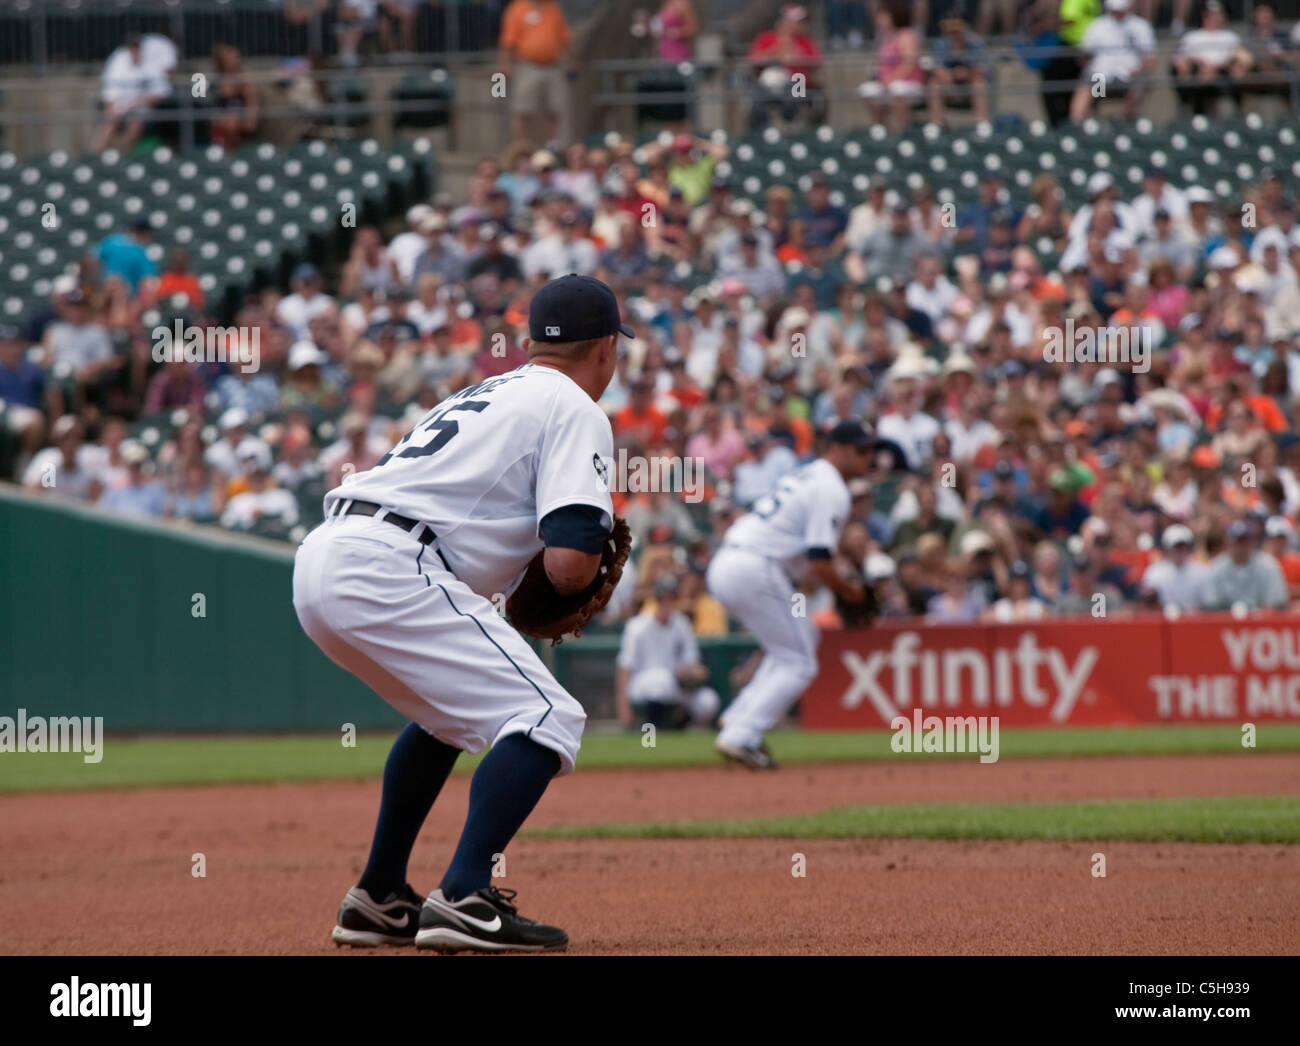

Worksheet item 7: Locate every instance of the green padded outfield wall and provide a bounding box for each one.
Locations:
[0,486,757,730]
[0,485,401,731]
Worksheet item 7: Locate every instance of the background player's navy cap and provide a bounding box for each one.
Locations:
[528,274,635,343]
[826,419,873,448]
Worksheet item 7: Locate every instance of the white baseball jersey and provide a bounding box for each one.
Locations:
[721,458,851,582]
[295,362,606,773]
[324,363,614,600]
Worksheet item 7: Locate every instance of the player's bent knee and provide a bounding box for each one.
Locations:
[790,656,819,687]
[496,692,586,775]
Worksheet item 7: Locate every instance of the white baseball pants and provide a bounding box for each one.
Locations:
[706,547,820,748]
[292,512,586,773]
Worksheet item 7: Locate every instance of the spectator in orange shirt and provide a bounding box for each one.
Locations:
[499,0,574,145]
[615,375,668,446]
[775,219,811,265]
[154,248,204,310]
[1205,387,1287,434]
[663,354,706,410]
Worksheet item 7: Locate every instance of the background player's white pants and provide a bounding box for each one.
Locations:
[292,513,586,773]
[706,548,820,748]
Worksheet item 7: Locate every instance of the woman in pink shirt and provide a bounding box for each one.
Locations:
[652,0,697,62]
[1146,259,1192,332]
[686,403,746,480]
[858,2,937,132]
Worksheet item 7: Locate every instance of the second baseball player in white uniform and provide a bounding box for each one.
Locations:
[706,421,874,768]
[293,274,634,952]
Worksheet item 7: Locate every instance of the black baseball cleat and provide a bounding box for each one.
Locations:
[715,738,779,770]
[332,884,424,947]
[415,886,568,953]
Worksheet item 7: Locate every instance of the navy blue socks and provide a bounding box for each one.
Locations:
[438,732,561,901]
[357,723,460,899]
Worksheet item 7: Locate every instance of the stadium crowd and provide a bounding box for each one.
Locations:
[6,2,1300,635]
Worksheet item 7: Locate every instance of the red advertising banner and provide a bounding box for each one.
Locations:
[802,614,1300,728]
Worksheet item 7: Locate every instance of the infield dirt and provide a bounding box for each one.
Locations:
[1,752,1297,955]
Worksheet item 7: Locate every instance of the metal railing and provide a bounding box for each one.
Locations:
[587,42,1300,125]
[0,40,1296,160]
[0,61,498,154]
[0,0,504,71]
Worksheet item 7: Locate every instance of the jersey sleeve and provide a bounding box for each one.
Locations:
[803,474,850,554]
[535,384,615,535]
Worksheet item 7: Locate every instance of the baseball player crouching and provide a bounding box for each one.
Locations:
[706,421,874,768]
[293,274,633,953]
[616,574,721,730]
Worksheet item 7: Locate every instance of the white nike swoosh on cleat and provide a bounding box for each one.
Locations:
[351,893,414,929]
[426,899,502,934]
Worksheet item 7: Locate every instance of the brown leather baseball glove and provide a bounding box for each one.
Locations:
[675,664,711,689]
[506,516,632,644]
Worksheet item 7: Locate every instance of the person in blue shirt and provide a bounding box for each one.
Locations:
[0,323,47,459]
[0,323,45,408]
[97,217,158,295]
[1028,468,1092,539]
[98,439,167,518]
[956,172,1021,254]
[794,172,848,251]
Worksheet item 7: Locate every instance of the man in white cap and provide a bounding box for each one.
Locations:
[388,204,435,288]
[1183,185,1222,253]
[1066,172,1137,250]
[204,407,250,478]
[1140,524,1209,611]
[1071,0,1156,121]
[220,441,299,533]
[97,439,167,518]
[22,415,96,502]
[205,406,275,488]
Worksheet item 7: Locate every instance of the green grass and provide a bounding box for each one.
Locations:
[530,796,1300,845]
[1,724,1298,794]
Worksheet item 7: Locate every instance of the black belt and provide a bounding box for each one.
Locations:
[339,500,436,546]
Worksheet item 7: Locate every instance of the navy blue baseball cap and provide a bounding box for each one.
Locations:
[827,419,873,448]
[528,274,635,343]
